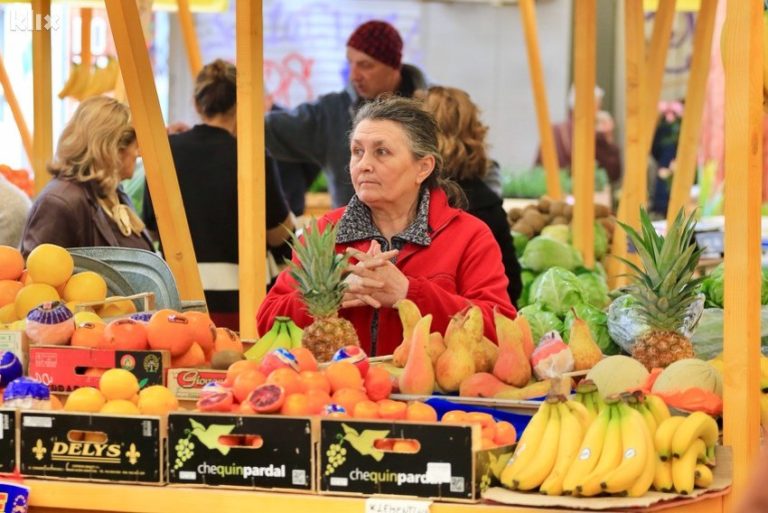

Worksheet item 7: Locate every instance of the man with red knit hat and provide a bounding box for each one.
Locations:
[264,20,429,208]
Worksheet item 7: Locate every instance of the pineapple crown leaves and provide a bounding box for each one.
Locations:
[287,218,351,317]
[616,207,705,323]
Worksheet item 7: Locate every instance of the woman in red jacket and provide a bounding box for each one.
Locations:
[257,97,515,356]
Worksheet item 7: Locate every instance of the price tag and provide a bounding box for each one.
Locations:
[364,498,432,513]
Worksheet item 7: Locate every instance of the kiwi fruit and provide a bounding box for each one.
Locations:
[211,350,244,370]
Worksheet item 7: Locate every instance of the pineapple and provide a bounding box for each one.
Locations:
[288,218,360,362]
[619,208,704,370]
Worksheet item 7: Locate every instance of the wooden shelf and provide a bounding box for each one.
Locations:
[25,479,725,513]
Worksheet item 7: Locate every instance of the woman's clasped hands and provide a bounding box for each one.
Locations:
[341,240,409,310]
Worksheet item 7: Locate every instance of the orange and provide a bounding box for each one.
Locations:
[481,438,497,450]
[172,342,207,368]
[18,269,32,285]
[266,367,304,396]
[100,399,140,415]
[103,319,148,351]
[493,420,517,446]
[364,366,393,401]
[466,412,496,440]
[71,322,107,348]
[214,327,243,353]
[185,311,216,358]
[26,243,74,287]
[332,388,368,415]
[64,387,106,413]
[0,246,24,280]
[440,410,468,424]
[280,393,312,416]
[290,347,318,372]
[146,309,194,356]
[84,367,107,378]
[377,399,407,420]
[49,395,64,410]
[299,370,331,394]
[97,297,137,318]
[405,401,438,422]
[225,359,262,387]
[99,368,140,401]
[305,389,332,414]
[353,399,380,419]
[324,361,363,393]
[62,271,107,304]
[232,369,267,403]
[392,440,420,453]
[0,280,23,308]
[137,385,179,415]
[14,283,59,319]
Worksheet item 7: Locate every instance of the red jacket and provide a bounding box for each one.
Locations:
[256,188,516,356]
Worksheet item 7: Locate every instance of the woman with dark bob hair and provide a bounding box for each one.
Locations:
[258,96,515,356]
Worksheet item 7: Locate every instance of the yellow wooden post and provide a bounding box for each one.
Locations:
[0,54,33,165]
[80,8,92,73]
[177,0,203,77]
[721,0,762,508]
[642,0,677,150]
[31,0,53,195]
[665,0,717,227]
[571,0,597,268]
[105,0,204,303]
[607,0,647,288]
[519,0,563,200]
[236,0,266,338]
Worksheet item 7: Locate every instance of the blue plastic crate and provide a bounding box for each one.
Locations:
[425,397,538,436]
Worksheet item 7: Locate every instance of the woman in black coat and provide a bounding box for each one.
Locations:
[422,86,522,305]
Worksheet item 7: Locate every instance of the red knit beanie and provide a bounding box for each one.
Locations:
[346,20,403,69]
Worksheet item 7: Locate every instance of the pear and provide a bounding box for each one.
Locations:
[392,299,422,367]
[492,310,532,387]
[515,314,536,359]
[398,315,435,395]
[473,336,499,373]
[427,332,447,366]
[435,313,476,392]
[567,312,603,371]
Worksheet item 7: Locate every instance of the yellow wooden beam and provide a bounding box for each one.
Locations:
[177,0,203,77]
[571,0,597,268]
[607,0,647,288]
[721,0,762,509]
[236,0,266,338]
[665,0,717,227]
[519,0,563,200]
[642,0,676,151]
[0,53,33,165]
[105,0,204,303]
[80,8,92,70]
[31,0,53,194]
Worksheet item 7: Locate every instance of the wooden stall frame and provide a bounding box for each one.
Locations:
[31,0,53,195]
[177,0,202,77]
[0,53,33,165]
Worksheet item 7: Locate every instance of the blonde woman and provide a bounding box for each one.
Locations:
[421,86,522,304]
[20,96,153,255]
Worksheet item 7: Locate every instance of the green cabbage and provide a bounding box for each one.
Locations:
[702,263,768,307]
[518,270,537,308]
[576,272,610,309]
[519,236,583,272]
[511,231,530,258]
[518,304,563,345]
[691,307,768,360]
[594,221,608,260]
[529,267,585,316]
[563,303,621,356]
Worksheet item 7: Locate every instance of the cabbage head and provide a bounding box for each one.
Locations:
[518,304,563,345]
[519,236,583,272]
[529,267,585,316]
[702,264,768,307]
[576,272,609,309]
[594,221,608,260]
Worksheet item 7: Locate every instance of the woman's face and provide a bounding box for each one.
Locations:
[349,119,434,210]
[118,140,140,181]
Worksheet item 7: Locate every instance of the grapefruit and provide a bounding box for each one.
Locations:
[62,272,107,304]
[14,283,60,319]
[26,244,73,287]
[99,368,140,401]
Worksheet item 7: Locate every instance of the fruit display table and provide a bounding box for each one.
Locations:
[26,479,725,513]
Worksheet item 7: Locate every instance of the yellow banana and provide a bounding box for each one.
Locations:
[489,452,513,480]
[694,463,714,488]
[565,399,593,432]
[269,323,293,352]
[511,401,562,491]
[670,412,719,459]
[601,404,651,494]
[562,404,611,494]
[644,393,671,425]
[672,439,707,495]
[243,321,281,362]
[592,390,606,413]
[634,401,658,435]
[500,401,551,487]
[284,318,304,349]
[626,414,657,497]
[760,393,768,430]
[540,402,584,496]
[583,391,599,419]
[653,457,674,492]
[576,404,624,497]
[655,416,686,461]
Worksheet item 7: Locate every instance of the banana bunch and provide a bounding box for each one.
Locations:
[572,379,605,422]
[58,57,120,101]
[652,412,719,494]
[58,62,90,100]
[244,316,303,363]
[625,391,671,435]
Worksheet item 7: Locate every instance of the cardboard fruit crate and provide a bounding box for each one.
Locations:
[19,410,164,484]
[318,418,514,503]
[0,408,16,473]
[166,368,226,401]
[28,346,169,393]
[167,412,315,492]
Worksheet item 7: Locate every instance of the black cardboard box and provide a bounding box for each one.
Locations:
[0,409,16,473]
[319,419,513,502]
[19,411,163,484]
[167,413,314,492]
